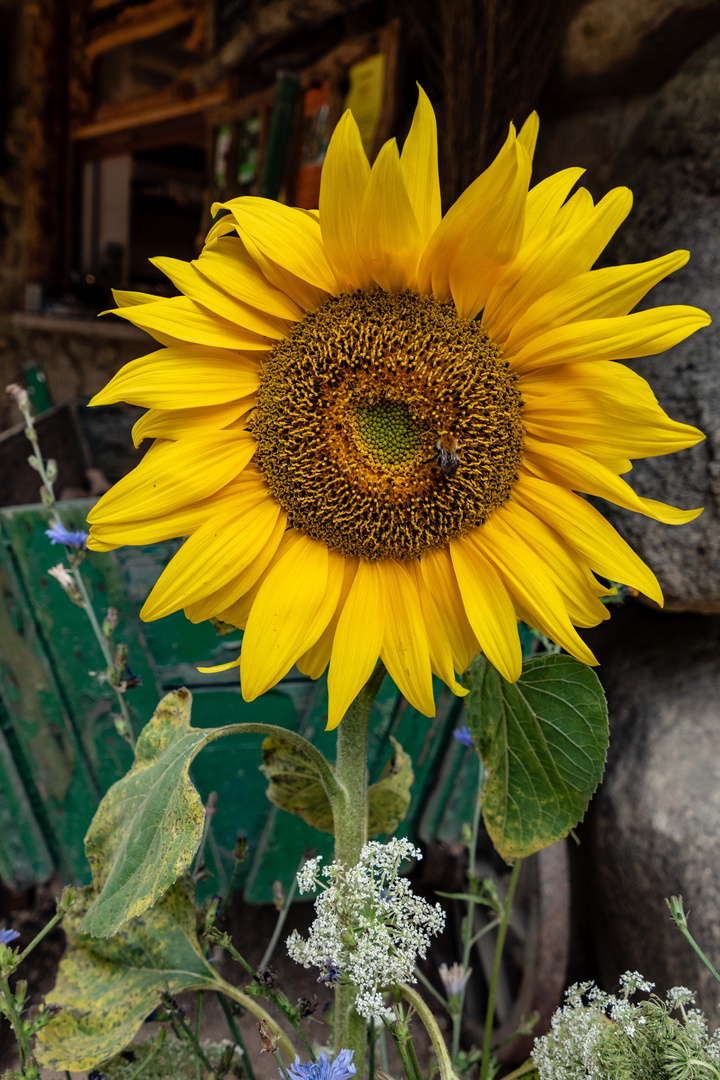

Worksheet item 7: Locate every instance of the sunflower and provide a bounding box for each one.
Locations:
[87,89,709,730]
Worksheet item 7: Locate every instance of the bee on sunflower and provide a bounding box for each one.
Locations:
[87,88,709,730]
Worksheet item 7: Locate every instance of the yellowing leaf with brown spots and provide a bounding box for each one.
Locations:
[36,879,218,1071]
[80,688,340,939]
[81,689,211,938]
[368,737,414,835]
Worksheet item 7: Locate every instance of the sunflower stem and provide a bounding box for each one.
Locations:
[332,662,386,1080]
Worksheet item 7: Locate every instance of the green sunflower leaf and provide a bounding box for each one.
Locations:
[260,733,335,833]
[464,654,608,861]
[81,689,211,938]
[368,736,414,835]
[35,879,218,1071]
[81,689,339,938]
[260,733,414,838]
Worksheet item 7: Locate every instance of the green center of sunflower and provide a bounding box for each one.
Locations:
[353,400,424,467]
[252,290,524,560]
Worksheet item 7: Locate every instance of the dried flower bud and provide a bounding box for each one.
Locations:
[47,564,84,607]
[46,459,58,483]
[272,880,285,912]
[256,1018,279,1054]
[102,608,118,639]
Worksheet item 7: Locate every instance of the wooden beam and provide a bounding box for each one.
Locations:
[72,83,228,140]
[192,0,371,92]
[85,0,201,62]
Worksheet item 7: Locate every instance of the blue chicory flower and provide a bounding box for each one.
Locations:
[0,928,20,945]
[288,1050,356,1080]
[46,523,89,549]
[452,726,476,748]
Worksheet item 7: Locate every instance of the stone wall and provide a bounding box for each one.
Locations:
[538,0,720,1020]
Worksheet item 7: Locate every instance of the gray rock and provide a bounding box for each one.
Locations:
[601,33,720,611]
[559,0,720,95]
[583,603,720,1020]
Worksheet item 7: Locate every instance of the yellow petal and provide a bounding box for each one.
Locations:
[204,214,238,247]
[523,437,702,525]
[297,557,358,682]
[419,546,479,672]
[479,514,600,664]
[87,432,255,525]
[239,229,330,311]
[517,111,540,162]
[195,236,304,320]
[379,560,435,716]
[450,533,522,682]
[90,346,260,408]
[87,473,257,551]
[400,86,442,248]
[241,534,343,700]
[518,357,660,407]
[522,167,585,249]
[184,508,288,623]
[449,140,532,319]
[219,197,338,293]
[110,289,188,347]
[318,110,373,292]
[505,250,690,354]
[523,392,704,458]
[326,559,384,730]
[356,139,422,293]
[131,399,255,447]
[507,305,711,372]
[407,560,468,696]
[514,474,663,605]
[141,493,282,620]
[484,186,633,345]
[108,295,274,351]
[417,124,518,299]
[493,499,613,627]
[151,257,290,339]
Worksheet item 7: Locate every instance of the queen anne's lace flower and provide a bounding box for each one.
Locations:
[533,973,720,1079]
[287,838,445,1021]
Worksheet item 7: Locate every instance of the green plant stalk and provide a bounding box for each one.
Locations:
[216,993,256,1080]
[125,1029,167,1080]
[195,992,204,1080]
[332,663,386,1077]
[15,392,136,750]
[406,1031,425,1080]
[674,920,720,986]
[215,977,296,1062]
[479,859,522,1080]
[452,756,485,1065]
[13,905,67,970]
[500,1061,538,1080]
[400,984,458,1080]
[413,966,449,1010]
[172,1003,212,1071]
[259,858,301,970]
[1,976,30,1069]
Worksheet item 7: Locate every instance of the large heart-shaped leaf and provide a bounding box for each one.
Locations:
[36,879,218,1071]
[82,689,339,938]
[464,654,608,860]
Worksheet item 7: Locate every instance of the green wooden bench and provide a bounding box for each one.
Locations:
[0,498,477,903]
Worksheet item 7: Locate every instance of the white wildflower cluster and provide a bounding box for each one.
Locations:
[533,973,720,1080]
[287,838,445,1022]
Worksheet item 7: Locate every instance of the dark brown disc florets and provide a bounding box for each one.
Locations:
[252,290,523,560]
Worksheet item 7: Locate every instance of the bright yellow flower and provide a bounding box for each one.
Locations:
[87,89,709,729]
